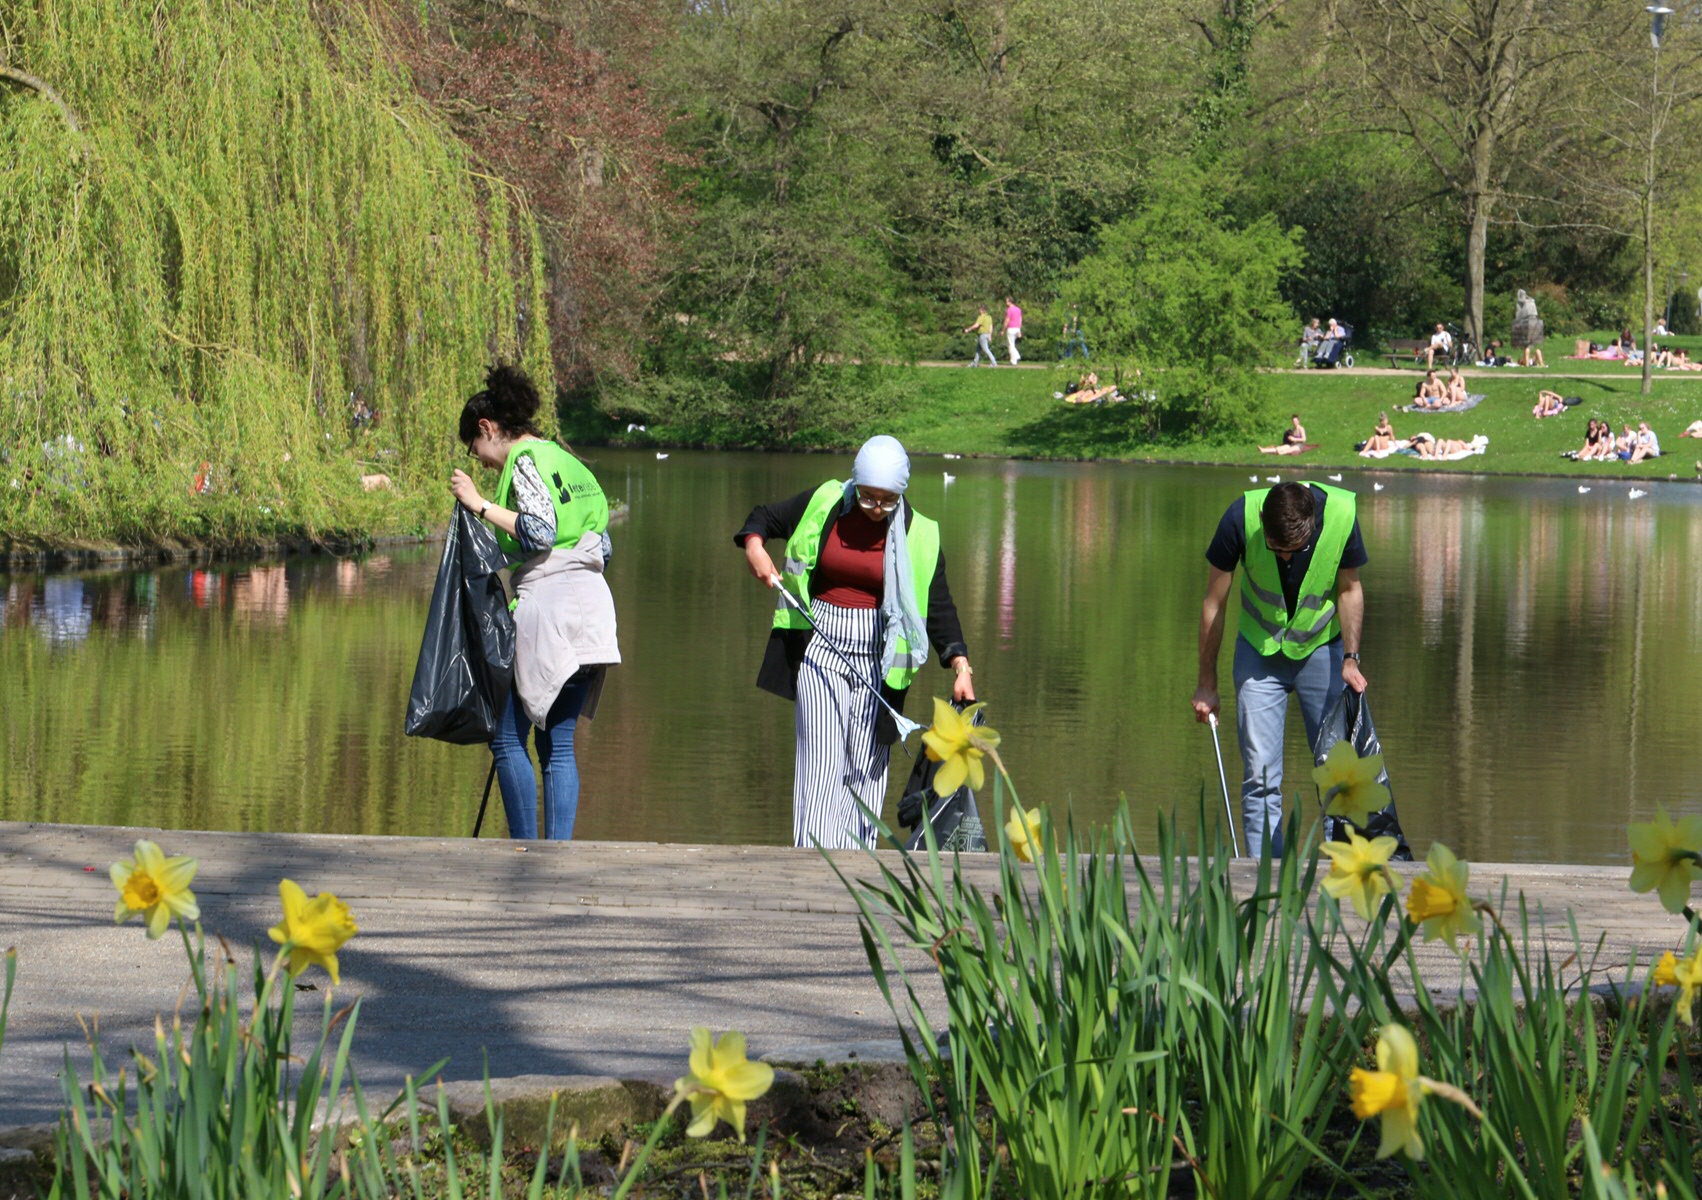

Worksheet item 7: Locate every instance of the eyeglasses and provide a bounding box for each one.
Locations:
[856,491,901,514]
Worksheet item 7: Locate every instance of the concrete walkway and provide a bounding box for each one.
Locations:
[0,821,1679,1128]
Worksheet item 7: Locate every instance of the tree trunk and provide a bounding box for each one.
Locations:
[1465,196,1490,354]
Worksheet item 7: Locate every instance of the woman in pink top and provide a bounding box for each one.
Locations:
[1002,296,1023,365]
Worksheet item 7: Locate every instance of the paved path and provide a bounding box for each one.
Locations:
[0,822,1677,1128]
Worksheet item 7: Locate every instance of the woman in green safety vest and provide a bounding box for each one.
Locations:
[450,365,621,841]
[736,436,976,849]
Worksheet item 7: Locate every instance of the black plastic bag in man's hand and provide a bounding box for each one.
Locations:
[405,505,515,744]
[896,701,989,852]
[1311,687,1413,860]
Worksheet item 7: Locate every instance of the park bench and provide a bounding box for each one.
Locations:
[1385,338,1430,368]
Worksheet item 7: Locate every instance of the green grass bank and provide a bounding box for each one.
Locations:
[596,353,1702,481]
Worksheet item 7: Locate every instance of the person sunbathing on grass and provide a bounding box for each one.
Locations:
[1446,368,1469,406]
[1062,371,1118,404]
[1410,432,1475,459]
[1258,414,1309,455]
[1532,390,1568,419]
[1411,371,1448,409]
[1362,412,1398,454]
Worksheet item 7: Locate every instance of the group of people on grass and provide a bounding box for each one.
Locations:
[1569,418,1663,463]
[1409,369,1471,409]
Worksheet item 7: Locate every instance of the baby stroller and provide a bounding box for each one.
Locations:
[1313,323,1355,369]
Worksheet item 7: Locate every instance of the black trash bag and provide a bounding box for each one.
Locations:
[1312,687,1413,860]
[896,701,989,852]
[405,505,515,744]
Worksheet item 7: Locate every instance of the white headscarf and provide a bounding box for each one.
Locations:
[845,436,929,682]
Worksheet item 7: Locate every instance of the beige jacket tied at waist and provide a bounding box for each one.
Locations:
[510,530,620,727]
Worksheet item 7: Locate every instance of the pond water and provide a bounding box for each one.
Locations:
[4,450,1699,864]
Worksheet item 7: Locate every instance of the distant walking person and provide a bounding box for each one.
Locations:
[1060,305,1090,360]
[1191,481,1368,857]
[736,436,975,849]
[964,306,997,367]
[1003,296,1023,365]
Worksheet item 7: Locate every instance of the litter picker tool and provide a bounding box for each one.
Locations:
[471,759,498,838]
[769,577,924,740]
[1207,712,1242,858]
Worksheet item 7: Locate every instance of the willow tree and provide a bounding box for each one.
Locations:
[0,0,551,547]
[1326,0,1588,348]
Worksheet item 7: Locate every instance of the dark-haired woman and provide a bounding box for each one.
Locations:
[450,365,620,840]
[736,436,975,849]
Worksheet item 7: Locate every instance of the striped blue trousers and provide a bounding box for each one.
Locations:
[793,600,889,849]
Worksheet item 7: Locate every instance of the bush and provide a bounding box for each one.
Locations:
[1060,160,1302,440]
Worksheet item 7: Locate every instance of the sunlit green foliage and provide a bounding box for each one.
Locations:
[0,0,550,548]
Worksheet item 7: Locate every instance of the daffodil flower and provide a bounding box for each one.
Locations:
[1321,831,1402,920]
[1312,742,1391,829]
[1348,1024,1482,1161]
[1005,806,1043,864]
[110,840,200,939]
[1671,950,1702,1027]
[1627,808,1702,915]
[1404,842,1480,952]
[1349,1024,1426,1159]
[1652,951,1681,988]
[672,1028,774,1141]
[921,698,1001,796]
[268,880,358,985]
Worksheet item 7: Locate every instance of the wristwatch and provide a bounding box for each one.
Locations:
[478,503,490,520]
[1343,651,1361,662]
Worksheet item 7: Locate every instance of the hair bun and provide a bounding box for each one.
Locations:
[483,363,541,425]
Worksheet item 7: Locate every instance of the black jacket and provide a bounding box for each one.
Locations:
[735,484,969,744]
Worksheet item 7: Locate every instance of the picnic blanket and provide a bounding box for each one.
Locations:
[1398,393,1485,414]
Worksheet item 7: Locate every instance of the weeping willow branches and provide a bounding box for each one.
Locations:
[0,0,552,548]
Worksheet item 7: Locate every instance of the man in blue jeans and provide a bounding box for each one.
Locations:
[1191,481,1367,857]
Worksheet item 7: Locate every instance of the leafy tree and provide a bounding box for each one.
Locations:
[1327,0,1589,348]
[1060,162,1302,438]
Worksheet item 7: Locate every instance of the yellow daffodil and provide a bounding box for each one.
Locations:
[1652,951,1681,987]
[1672,950,1702,1027]
[1005,806,1043,864]
[1628,808,1702,915]
[1321,831,1402,920]
[267,880,358,985]
[921,698,1000,796]
[110,840,200,939]
[1312,742,1391,828]
[1404,842,1480,952]
[672,1028,774,1141]
[1349,1024,1426,1160]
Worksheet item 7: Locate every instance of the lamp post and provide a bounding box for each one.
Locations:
[1642,5,1674,395]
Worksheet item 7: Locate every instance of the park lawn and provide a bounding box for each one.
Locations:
[877,362,1702,478]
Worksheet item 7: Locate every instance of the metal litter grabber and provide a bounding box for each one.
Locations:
[769,577,924,740]
[1207,712,1242,858]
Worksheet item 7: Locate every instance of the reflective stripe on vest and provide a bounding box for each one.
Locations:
[772,480,940,690]
[1238,483,1356,660]
[493,439,609,559]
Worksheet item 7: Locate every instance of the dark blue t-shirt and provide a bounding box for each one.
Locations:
[1206,485,1367,618]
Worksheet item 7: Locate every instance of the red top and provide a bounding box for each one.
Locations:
[812,507,887,609]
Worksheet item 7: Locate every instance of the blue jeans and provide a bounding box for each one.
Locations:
[971,334,997,366]
[1232,638,1343,858]
[492,673,593,840]
[1060,333,1090,360]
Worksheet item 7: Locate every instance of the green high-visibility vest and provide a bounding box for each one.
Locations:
[1238,483,1356,659]
[492,439,609,559]
[773,480,939,690]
